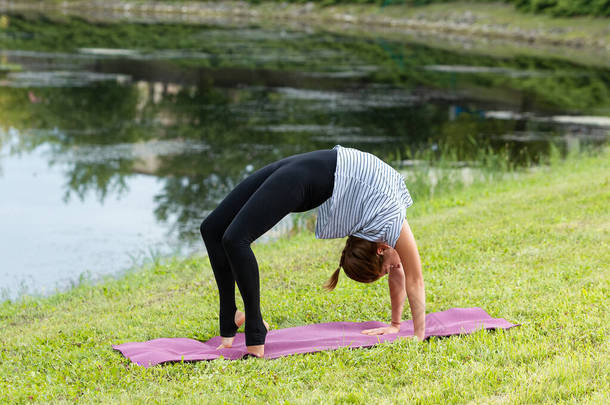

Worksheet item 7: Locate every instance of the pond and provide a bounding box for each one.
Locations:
[0,11,608,299]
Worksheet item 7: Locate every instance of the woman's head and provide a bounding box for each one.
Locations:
[323,236,385,291]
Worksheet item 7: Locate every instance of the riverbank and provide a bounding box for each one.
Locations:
[2,1,610,50]
[1,148,608,402]
[3,1,610,68]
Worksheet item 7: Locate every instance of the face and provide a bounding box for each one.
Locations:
[377,243,395,277]
[380,254,393,277]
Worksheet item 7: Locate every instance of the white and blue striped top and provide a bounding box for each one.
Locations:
[315,145,413,247]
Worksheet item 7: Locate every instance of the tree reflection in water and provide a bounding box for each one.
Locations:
[0,13,608,246]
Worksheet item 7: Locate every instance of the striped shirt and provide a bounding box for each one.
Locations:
[315,145,413,247]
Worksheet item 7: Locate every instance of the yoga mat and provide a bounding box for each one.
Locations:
[113,307,518,367]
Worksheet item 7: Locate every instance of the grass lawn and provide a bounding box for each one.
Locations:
[1,149,608,403]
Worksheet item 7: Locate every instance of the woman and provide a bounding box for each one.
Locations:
[200,145,426,358]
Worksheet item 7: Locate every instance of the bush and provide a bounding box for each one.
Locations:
[236,0,610,17]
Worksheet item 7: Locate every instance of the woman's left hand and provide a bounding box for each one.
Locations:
[361,325,400,335]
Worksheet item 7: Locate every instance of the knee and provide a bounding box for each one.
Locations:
[221,227,246,253]
[199,218,209,239]
[200,215,220,244]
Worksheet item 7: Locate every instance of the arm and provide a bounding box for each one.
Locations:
[394,219,426,340]
[361,253,405,336]
[388,260,406,329]
[361,219,426,338]
[362,258,407,335]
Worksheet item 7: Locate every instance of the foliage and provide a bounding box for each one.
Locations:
[0,149,608,402]
[511,0,610,17]
[2,13,610,115]
[21,0,610,16]
[1,12,608,243]
[233,0,610,17]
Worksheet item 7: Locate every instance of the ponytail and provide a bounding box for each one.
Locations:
[323,267,341,291]
[323,236,384,291]
[323,242,347,291]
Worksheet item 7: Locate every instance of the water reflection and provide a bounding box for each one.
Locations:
[0,12,608,298]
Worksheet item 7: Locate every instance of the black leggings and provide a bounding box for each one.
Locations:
[200,149,337,346]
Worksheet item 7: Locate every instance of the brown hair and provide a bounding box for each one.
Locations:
[323,236,384,291]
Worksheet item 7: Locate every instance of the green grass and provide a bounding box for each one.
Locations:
[1,149,609,403]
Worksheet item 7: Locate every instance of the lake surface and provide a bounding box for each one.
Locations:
[0,11,608,299]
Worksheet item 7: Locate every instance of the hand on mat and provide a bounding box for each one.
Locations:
[216,310,247,349]
[246,320,270,358]
[361,325,400,335]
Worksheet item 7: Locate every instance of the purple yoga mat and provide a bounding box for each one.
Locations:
[113,307,518,367]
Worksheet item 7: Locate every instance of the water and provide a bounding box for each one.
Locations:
[0,136,180,297]
[0,12,608,300]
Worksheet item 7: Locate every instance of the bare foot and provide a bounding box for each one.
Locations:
[216,337,234,350]
[234,310,245,328]
[247,344,264,357]
[216,310,246,349]
[217,312,270,355]
[246,320,270,358]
